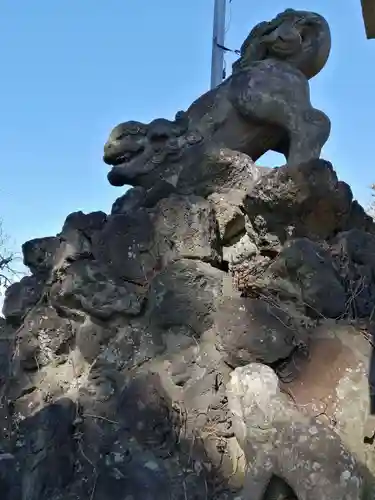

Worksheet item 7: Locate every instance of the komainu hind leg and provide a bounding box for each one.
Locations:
[240,461,273,500]
[287,107,331,165]
[229,69,331,166]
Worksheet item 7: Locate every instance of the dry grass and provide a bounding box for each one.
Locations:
[171,397,243,497]
[367,184,375,220]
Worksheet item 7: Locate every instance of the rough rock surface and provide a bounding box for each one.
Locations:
[226,363,364,500]
[2,7,375,500]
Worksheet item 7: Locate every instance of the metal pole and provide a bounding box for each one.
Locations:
[361,0,375,39]
[210,0,227,89]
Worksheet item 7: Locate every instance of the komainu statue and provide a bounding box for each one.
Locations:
[226,363,364,500]
[103,8,331,191]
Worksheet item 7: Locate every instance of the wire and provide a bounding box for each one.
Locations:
[221,0,239,83]
[216,43,240,55]
[225,0,232,34]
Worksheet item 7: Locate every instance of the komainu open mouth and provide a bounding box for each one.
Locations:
[103,146,145,167]
[111,149,144,166]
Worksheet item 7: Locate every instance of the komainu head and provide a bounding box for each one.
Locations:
[103,112,193,187]
[232,8,331,79]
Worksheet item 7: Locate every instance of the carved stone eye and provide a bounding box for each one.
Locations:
[167,139,180,151]
[115,132,129,141]
[126,124,147,136]
[127,126,141,135]
[185,131,203,145]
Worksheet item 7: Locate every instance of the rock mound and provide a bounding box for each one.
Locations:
[2,8,375,500]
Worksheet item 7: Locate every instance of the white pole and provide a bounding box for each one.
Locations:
[210,0,227,89]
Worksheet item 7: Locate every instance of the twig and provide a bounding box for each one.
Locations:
[82,414,119,425]
[182,477,188,500]
[78,440,98,500]
[89,475,98,500]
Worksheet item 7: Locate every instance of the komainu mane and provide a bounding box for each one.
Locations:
[103,8,331,190]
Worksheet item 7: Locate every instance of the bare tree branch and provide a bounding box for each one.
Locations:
[368,184,375,220]
[0,219,21,293]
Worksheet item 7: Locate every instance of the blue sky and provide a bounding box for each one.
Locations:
[0,0,374,255]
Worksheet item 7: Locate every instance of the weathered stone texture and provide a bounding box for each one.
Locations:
[2,8,375,500]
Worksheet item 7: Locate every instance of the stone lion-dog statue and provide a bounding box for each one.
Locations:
[103,9,331,191]
[226,363,363,500]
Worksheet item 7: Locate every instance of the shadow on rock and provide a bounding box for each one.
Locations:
[5,371,246,500]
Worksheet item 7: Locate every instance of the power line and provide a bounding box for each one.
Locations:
[225,0,232,34]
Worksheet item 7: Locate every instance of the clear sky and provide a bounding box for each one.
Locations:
[0,0,374,255]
